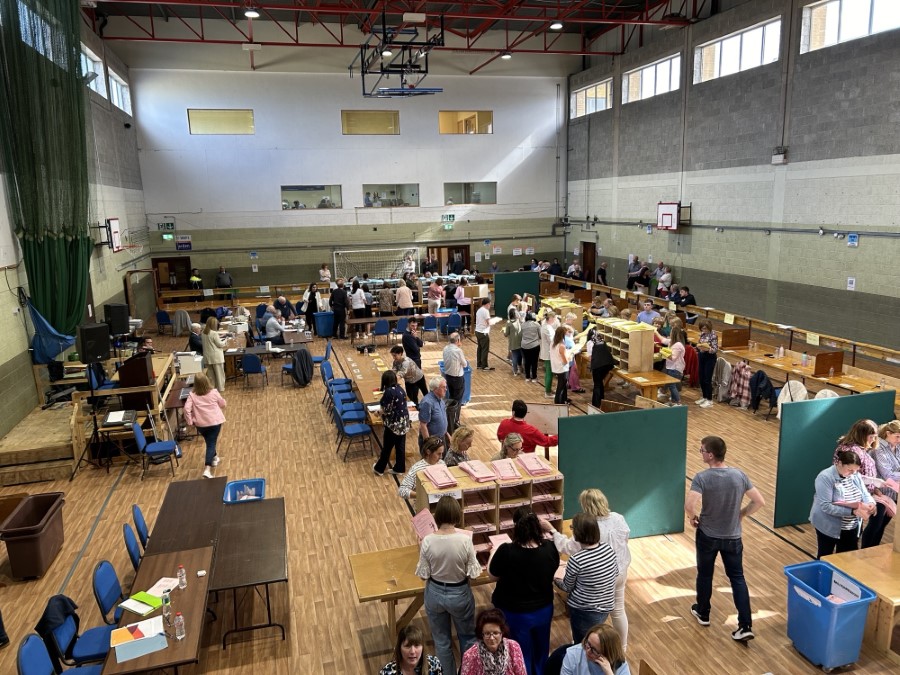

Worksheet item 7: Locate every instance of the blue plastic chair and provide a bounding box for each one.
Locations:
[132,504,149,551]
[255,303,268,319]
[123,523,141,571]
[422,315,439,342]
[373,318,390,345]
[443,312,462,339]
[241,353,268,387]
[312,340,332,366]
[155,310,173,335]
[333,410,373,461]
[18,634,102,675]
[92,560,125,625]
[130,422,177,480]
[87,364,117,391]
[391,317,409,343]
[46,606,114,669]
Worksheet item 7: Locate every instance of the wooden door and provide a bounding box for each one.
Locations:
[153,257,192,290]
[581,241,596,281]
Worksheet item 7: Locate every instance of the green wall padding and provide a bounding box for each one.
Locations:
[558,407,687,538]
[774,391,896,528]
[492,272,539,317]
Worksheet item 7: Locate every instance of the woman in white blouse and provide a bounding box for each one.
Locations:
[416,495,482,675]
[542,488,632,650]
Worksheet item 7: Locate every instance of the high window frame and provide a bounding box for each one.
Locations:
[570,78,613,119]
[801,0,900,54]
[622,53,682,104]
[80,44,107,98]
[108,69,132,115]
[693,17,782,84]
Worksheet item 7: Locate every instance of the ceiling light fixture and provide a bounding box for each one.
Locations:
[550,21,563,30]
[382,47,393,57]
[500,51,512,60]
[244,4,260,19]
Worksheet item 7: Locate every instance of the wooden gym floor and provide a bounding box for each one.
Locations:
[0,324,895,674]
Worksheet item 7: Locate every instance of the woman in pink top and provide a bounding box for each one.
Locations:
[183,372,226,478]
[460,608,527,675]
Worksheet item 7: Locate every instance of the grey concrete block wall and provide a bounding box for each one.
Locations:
[684,63,783,171]
[587,112,616,179]
[790,29,900,163]
[567,120,589,182]
[618,91,684,176]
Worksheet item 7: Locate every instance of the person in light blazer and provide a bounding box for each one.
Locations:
[810,449,875,559]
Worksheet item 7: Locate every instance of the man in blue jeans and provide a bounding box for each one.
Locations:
[685,435,765,641]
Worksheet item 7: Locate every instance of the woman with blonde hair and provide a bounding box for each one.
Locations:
[543,488,632,650]
[445,426,475,467]
[619,309,632,321]
[874,420,900,541]
[202,316,229,393]
[183,372,226,479]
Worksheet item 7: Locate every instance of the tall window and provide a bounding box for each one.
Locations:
[570,79,612,119]
[80,44,107,97]
[801,0,900,53]
[622,54,681,104]
[693,18,781,84]
[108,70,132,115]
[17,0,67,68]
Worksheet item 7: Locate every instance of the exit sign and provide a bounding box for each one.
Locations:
[442,222,454,231]
[157,222,175,231]
[441,214,455,223]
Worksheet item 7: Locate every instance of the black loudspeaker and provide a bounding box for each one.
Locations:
[77,323,111,364]
[104,303,129,335]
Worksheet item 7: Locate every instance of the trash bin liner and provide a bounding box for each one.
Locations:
[0,492,65,579]
[784,560,876,670]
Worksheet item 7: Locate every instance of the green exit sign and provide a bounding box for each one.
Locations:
[443,222,454,231]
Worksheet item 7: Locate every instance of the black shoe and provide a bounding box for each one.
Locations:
[691,605,710,626]
[0,636,9,650]
[732,625,754,641]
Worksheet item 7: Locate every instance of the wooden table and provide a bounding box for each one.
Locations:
[614,369,680,399]
[144,477,227,555]
[824,545,900,664]
[349,544,492,642]
[223,340,312,379]
[341,349,392,405]
[211,497,289,648]
[101,546,213,675]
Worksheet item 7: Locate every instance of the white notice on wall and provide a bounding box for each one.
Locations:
[847,277,856,291]
[474,252,482,263]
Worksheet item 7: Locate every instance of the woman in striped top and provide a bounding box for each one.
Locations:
[831,419,891,548]
[398,436,446,500]
[810,449,875,559]
[554,514,619,643]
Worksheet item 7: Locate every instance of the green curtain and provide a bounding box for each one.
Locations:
[0,0,91,335]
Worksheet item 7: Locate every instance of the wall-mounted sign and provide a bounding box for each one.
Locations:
[492,246,502,255]
[512,248,522,256]
[847,233,859,248]
[175,234,192,251]
[525,247,535,255]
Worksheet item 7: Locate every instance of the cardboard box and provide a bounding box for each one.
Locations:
[177,354,203,375]
[463,284,489,299]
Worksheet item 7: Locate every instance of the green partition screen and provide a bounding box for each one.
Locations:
[774,391,896,528]
[558,406,687,538]
[492,272,539,316]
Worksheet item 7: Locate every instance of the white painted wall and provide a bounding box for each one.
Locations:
[133,70,567,225]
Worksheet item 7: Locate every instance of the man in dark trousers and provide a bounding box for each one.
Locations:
[402,318,424,368]
[684,435,765,643]
[329,279,349,339]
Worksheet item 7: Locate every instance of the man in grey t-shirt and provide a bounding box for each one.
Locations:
[685,435,765,642]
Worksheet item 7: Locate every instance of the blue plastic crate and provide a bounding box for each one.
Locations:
[784,561,875,670]
[223,478,266,503]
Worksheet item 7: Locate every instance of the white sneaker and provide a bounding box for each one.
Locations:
[700,399,714,408]
[543,393,555,399]
[695,398,708,406]
[202,467,213,479]
[211,455,220,467]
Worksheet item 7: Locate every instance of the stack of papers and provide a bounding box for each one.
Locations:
[424,465,457,488]
[119,592,162,617]
[411,508,438,541]
[492,459,522,480]
[488,533,512,550]
[517,454,553,476]
[458,460,496,483]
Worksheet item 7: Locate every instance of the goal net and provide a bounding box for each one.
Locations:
[333,247,419,280]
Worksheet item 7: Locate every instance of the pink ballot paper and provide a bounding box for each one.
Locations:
[517,454,552,476]
[488,533,512,549]
[492,459,522,480]
[459,460,497,483]
[424,465,457,488]
[411,508,438,541]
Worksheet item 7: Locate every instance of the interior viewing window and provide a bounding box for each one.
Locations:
[80,45,107,98]
[187,109,254,135]
[281,185,342,209]
[341,110,400,135]
[801,0,900,53]
[570,79,613,119]
[693,18,781,84]
[622,54,681,104]
[108,70,132,115]
[438,111,493,134]
[362,184,419,207]
[443,182,497,205]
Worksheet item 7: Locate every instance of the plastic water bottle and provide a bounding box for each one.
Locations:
[173,612,185,641]
[177,564,187,590]
[880,377,886,389]
[161,590,172,624]
[828,366,834,378]
[801,352,809,367]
